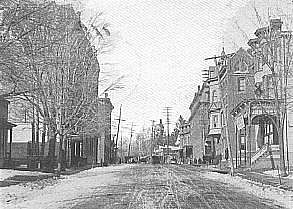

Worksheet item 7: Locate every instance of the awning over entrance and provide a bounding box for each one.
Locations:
[208,128,221,136]
[68,134,82,142]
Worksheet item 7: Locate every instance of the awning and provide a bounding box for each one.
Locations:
[208,128,221,136]
[0,121,17,128]
[68,134,82,141]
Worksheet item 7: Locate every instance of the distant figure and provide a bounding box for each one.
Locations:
[225,148,229,161]
[198,158,202,164]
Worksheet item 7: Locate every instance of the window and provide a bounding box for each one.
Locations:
[212,90,217,102]
[238,77,246,92]
[240,136,246,150]
[216,137,220,144]
[222,94,227,106]
[212,115,218,128]
[205,92,210,102]
[221,112,225,126]
[205,141,212,154]
[267,76,274,98]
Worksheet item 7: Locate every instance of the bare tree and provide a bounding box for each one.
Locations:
[0,0,116,170]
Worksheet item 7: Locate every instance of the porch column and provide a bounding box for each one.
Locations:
[273,124,278,145]
[95,137,98,164]
[235,127,238,168]
[76,142,80,157]
[9,128,12,161]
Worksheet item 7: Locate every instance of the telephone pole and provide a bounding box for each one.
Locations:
[163,107,172,163]
[150,120,155,163]
[128,123,135,158]
[120,130,123,163]
[114,105,126,163]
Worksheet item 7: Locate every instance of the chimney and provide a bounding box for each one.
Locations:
[105,93,108,98]
[270,19,282,31]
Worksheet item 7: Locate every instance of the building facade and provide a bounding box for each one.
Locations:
[0,97,16,167]
[189,18,292,174]
[189,83,209,163]
[65,94,114,167]
[219,48,255,168]
[177,115,191,163]
[231,19,293,172]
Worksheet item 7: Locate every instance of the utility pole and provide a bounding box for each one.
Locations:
[120,130,123,163]
[150,120,155,163]
[31,104,35,157]
[114,105,126,163]
[282,32,291,174]
[163,107,172,163]
[128,123,134,158]
[225,108,235,176]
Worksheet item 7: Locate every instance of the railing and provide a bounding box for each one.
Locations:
[251,144,268,164]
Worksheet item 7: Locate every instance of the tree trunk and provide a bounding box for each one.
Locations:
[48,126,56,170]
[40,122,46,157]
[57,133,64,173]
[278,117,287,176]
[36,110,40,156]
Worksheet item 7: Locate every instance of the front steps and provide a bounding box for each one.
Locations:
[251,145,280,170]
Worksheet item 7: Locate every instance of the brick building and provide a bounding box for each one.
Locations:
[219,48,255,168]
[189,83,209,163]
[65,94,114,167]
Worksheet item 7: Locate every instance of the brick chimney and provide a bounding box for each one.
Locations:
[270,19,283,31]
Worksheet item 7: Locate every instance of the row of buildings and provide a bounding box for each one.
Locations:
[181,19,293,172]
[0,94,114,169]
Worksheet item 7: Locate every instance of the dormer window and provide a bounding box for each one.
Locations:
[0,8,4,24]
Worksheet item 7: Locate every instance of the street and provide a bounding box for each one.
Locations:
[1,1,293,209]
[71,164,284,209]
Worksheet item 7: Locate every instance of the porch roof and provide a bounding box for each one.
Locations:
[230,98,276,117]
[208,128,221,136]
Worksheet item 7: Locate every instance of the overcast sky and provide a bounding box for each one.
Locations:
[62,0,292,135]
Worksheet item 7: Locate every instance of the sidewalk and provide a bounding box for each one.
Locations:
[194,164,293,191]
[236,170,293,191]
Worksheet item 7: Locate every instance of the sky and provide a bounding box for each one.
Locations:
[59,0,292,135]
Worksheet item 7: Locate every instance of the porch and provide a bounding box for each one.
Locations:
[0,122,17,168]
[232,99,280,169]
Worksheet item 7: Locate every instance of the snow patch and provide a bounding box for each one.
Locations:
[0,169,48,181]
[204,172,293,209]
[0,164,132,209]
